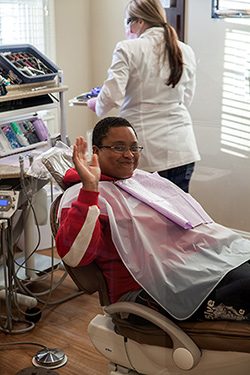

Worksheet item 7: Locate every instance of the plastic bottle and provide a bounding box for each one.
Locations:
[0,74,10,86]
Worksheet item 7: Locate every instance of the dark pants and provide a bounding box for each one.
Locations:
[133,262,250,323]
[158,163,195,193]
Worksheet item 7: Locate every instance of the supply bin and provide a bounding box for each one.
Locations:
[0,44,59,84]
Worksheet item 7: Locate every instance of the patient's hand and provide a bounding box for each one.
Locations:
[73,137,100,192]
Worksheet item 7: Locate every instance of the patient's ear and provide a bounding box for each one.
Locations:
[92,145,99,155]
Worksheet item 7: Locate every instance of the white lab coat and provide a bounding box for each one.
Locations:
[96,27,200,172]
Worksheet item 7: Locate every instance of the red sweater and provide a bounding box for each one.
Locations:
[56,168,141,303]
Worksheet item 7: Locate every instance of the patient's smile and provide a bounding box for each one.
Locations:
[97,127,139,179]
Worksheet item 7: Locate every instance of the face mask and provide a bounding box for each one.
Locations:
[124,18,137,40]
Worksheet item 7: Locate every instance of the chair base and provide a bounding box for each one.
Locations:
[108,362,139,374]
[89,314,250,375]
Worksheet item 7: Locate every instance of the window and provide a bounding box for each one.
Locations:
[212,0,250,18]
[160,0,171,6]
[0,0,55,61]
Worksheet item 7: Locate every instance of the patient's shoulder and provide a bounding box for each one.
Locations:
[63,168,81,187]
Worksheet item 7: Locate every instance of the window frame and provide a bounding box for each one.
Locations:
[212,0,250,18]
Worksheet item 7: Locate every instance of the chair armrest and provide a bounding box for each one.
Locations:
[104,302,201,371]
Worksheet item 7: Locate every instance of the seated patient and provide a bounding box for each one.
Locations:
[56,116,250,322]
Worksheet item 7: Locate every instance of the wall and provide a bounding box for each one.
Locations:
[54,0,127,143]
[54,0,93,143]
[185,0,250,234]
[90,0,128,86]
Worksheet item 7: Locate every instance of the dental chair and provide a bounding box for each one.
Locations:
[43,148,250,375]
[49,192,250,375]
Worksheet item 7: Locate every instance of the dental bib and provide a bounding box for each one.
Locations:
[59,171,250,320]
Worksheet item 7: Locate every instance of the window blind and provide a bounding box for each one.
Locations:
[0,0,55,60]
[219,0,250,10]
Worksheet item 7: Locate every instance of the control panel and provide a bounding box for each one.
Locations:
[0,190,20,219]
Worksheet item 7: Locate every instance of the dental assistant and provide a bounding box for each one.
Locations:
[87,0,200,192]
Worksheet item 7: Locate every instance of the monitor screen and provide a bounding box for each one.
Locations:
[0,199,8,206]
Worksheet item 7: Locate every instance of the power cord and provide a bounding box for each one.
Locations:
[0,341,47,349]
[0,166,84,333]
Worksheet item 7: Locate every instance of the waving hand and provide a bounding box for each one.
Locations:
[73,137,100,192]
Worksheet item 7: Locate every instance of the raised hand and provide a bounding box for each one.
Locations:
[73,137,100,192]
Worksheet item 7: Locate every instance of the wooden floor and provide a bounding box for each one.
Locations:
[0,249,109,375]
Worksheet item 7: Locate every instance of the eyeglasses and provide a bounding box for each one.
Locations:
[98,145,143,154]
[125,17,137,25]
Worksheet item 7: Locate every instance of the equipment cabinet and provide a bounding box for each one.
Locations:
[0,80,68,159]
